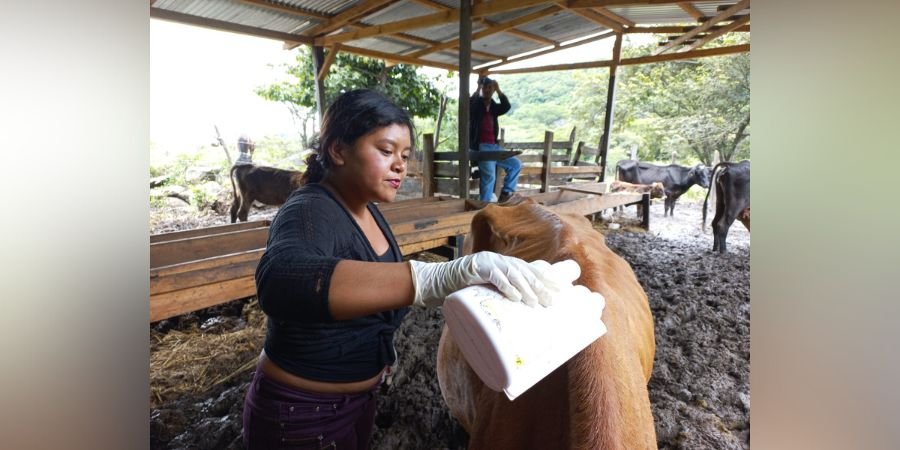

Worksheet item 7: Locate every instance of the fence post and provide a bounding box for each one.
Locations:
[422,133,434,198]
[671,151,677,164]
[541,131,553,193]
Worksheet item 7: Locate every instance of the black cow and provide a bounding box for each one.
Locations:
[616,160,711,216]
[702,160,750,253]
[230,164,303,223]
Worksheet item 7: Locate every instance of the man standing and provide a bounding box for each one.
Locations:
[469,76,521,202]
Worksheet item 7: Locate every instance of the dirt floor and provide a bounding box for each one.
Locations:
[149,197,750,449]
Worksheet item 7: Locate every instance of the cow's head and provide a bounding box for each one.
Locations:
[691,164,711,188]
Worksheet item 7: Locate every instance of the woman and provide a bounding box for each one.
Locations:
[242,89,558,449]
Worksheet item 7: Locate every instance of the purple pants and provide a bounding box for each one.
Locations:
[242,366,379,449]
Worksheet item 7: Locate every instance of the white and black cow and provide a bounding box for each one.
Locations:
[616,160,711,216]
[702,160,750,253]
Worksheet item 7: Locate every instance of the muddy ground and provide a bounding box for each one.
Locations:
[150,197,750,449]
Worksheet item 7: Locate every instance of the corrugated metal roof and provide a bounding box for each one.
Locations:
[150,0,750,72]
[518,11,606,44]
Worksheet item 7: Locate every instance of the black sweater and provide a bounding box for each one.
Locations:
[255,183,409,382]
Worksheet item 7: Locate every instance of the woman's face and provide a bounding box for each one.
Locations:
[334,123,411,203]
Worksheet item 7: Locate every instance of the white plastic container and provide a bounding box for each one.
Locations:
[442,261,607,401]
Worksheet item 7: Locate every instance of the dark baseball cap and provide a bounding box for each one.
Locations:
[479,77,494,86]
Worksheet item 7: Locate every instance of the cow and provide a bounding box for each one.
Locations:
[702,160,750,253]
[229,164,303,223]
[616,160,711,216]
[437,201,657,450]
[608,180,666,217]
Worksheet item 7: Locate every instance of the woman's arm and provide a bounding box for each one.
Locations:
[327,261,415,320]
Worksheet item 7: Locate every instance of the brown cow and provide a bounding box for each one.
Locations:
[609,180,665,216]
[437,201,657,450]
[229,164,303,223]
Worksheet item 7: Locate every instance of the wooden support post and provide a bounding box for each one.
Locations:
[457,0,472,199]
[671,151,677,164]
[541,131,553,193]
[598,32,622,182]
[565,126,577,166]
[311,46,327,123]
[640,193,650,229]
[422,133,435,198]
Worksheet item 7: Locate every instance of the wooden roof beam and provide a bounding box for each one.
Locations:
[410,5,561,58]
[557,2,624,32]
[592,7,636,27]
[680,14,749,52]
[150,7,312,45]
[316,44,341,81]
[567,0,692,7]
[627,24,748,33]
[677,2,705,21]
[479,30,617,72]
[719,3,750,12]
[304,0,395,36]
[654,0,749,55]
[339,44,457,71]
[488,43,749,75]
[316,0,556,46]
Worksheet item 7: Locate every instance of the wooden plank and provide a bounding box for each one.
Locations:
[316,44,341,81]
[677,2,705,21]
[654,0,750,55]
[150,228,269,268]
[557,183,609,195]
[550,165,605,174]
[541,131,553,193]
[151,7,313,45]
[151,276,257,322]
[390,210,478,236]
[400,237,453,255]
[547,192,642,216]
[593,7,635,27]
[152,249,264,278]
[435,162,459,177]
[381,199,467,223]
[436,178,478,196]
[488,43,749,74]
[150,220,270,244]
[561,4,624,32]
[504,141,574,150]
[422,133,435,197]
[317,0,553,45]
[409,5,561,58]
[681,15,750,52]
[304,0,394,36]
[518,154,569,163]
[151,254,261,296]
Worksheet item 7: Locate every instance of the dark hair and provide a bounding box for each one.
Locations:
[301,89,415,185]
[480,77,494,86]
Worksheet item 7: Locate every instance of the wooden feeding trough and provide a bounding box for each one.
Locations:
[149,186,646,323]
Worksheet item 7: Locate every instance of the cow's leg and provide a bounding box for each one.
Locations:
[717,211,740,253]
[711,192,727,252]
[230,196,241,223]
[237,196,253,222]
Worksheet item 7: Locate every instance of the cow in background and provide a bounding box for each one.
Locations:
[438,201,656,449]
[229,164,303,223]
[702,160,750,253]
[616,160,711,216]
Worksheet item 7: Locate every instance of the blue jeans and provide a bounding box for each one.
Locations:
[477,143,522,201]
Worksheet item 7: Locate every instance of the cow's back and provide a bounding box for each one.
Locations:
[437,202,656,450]
[241,166,304,206]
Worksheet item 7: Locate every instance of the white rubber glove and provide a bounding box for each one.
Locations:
[409,251,564,308]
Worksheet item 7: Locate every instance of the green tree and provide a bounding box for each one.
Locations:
[256,47,442,147]
[569,36,750,165]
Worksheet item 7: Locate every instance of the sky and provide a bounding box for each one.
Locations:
[150,19,653,163]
